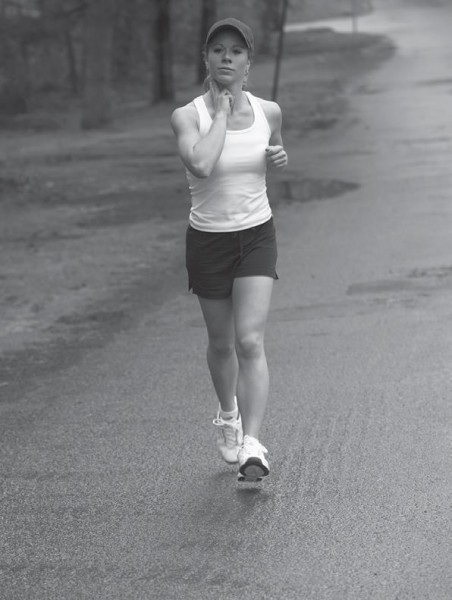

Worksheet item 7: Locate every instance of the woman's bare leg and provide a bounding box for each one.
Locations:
[232,276,274,438]
[198,296,238,412]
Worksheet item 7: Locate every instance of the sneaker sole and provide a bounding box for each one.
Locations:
[238,458,269,482]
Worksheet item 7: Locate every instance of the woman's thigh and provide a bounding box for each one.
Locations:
[232,276,274,341]
[198,296,235,349]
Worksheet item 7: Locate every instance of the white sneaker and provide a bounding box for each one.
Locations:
[212,407,243,464]
[238,435,269,482]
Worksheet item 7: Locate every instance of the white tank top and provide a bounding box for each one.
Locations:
[186,91,272,232]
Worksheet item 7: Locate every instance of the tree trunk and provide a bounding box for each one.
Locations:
[150,0,173,103]
[260,0,283,54]
[197,0,217,84]
[81,0,115,129]
[113,0,137,82]
[0,7,30,114]
[64,26,78,95]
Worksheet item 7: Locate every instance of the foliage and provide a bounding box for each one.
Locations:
[0,0,359,124]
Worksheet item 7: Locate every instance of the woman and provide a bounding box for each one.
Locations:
[171,18,288,481]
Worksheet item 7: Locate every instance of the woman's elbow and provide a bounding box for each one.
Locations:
[188,161,212,179]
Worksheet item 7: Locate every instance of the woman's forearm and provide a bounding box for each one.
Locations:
[189,112,228,178]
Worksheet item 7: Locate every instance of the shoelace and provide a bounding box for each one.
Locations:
[213,416,241,448]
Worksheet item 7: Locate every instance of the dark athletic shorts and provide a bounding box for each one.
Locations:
[186,217,278,299]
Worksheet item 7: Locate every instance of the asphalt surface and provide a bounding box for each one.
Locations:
[2,1,452,599]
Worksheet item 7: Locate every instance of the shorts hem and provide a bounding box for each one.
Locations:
[191,289,232,300]
[190,272,279,300]
[234,272,279,281]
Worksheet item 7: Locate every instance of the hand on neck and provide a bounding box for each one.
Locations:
[212,86,246,113]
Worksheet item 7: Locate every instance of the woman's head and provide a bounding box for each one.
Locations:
[203,18,254,91]
[205,18,254,58]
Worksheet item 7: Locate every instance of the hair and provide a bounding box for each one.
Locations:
[202,73,213,93]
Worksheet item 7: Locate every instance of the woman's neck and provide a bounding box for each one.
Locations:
[229,89,248,110]
[208,87,247,113]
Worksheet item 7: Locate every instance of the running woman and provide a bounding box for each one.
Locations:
[171,18,288,481]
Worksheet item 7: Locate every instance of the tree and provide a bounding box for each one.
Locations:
[112,0,137,82]
[150,0,173,103]
[81,0,116,128]
[272,0,289,101]
[197,0,216,85]
[37,0,84,96]
[260,0,284,54]
[0,1,38,114]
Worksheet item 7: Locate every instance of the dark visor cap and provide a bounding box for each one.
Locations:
[205,18,254,53]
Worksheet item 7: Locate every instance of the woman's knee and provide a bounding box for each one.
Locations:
[235,331,264,359]
[208,335,236,358]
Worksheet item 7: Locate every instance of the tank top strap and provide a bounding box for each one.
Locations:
[245,92,272,137]
[193,95,212,136]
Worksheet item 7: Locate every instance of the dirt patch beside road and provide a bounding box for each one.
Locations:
[0,28,395,398]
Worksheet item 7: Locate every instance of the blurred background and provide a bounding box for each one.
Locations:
[0,0,373,128]
[0,0,386,384]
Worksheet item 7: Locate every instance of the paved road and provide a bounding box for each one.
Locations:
[2,1,452,598]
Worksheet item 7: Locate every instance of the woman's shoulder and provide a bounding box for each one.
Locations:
[171,99,200,130]
[250,94,282,126]
[171,99,197,119]
[252,94,278,107]
[170,100,199,134]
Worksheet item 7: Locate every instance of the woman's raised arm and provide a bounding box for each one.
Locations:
[171,87,232,178]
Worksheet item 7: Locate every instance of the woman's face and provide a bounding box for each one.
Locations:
[206,29,250,87]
